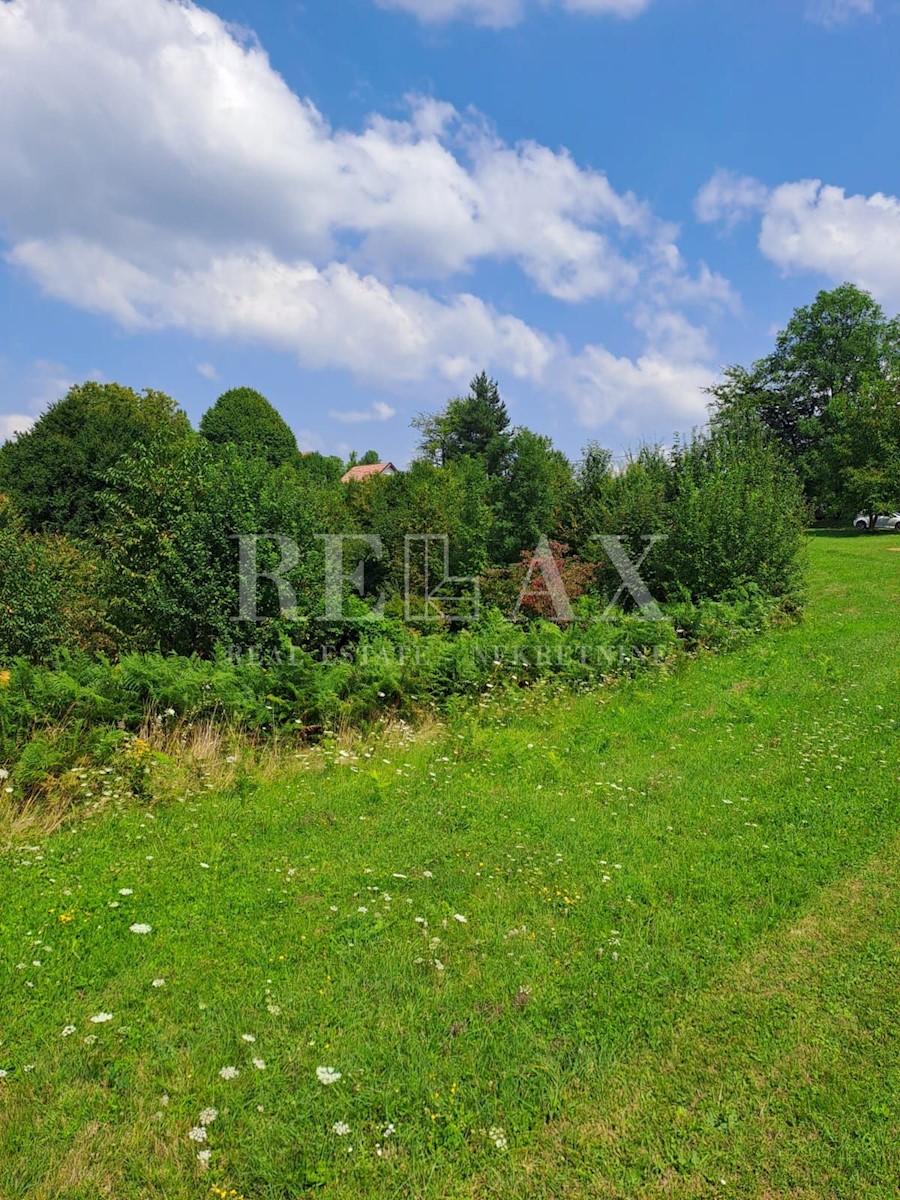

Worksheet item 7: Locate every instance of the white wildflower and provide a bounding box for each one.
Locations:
[90,1012,113,1023]
[241,1034,256,1043]
[152,978,165,988]
[129,924,152,934]
[198,1107,218,1126]
[83,1035,97,1045]
[316,1066,341,1085]
[119,888,133,896]
[332,1121,351,1136]
[218,1066,239,1080]
[61,1025,76,1037]
[197,1149,211,1166]
[489,1126,508,1150]
[453,914,467,923]
[0,769,8,781]
[188,1126,208,1143]
[252,1058,266,1071]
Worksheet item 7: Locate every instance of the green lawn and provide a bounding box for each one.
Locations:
[1,532,898,1199]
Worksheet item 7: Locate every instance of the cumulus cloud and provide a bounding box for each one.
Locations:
[805,0,874,28]
[0,0,660,305]
[375,0,651,27]
[0,0,721,441]
[695,169,770,230]
[698,170,900,311]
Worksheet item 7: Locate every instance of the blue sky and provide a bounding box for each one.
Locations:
[1,0,897,462]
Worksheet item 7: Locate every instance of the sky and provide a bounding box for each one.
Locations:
[1,0,898,462]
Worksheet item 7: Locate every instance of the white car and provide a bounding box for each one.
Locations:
[854,512,900,531]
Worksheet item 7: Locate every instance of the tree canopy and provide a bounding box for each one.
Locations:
[199,387,299,469]
[708,283,900,513]
[0,381,191,535]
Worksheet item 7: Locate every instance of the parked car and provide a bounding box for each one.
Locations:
[854,512,900,531]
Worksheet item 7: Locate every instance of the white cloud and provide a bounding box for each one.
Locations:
[695,169,770,230]
[563,347,712,438]
[196,362,219,381]
[0,413,35,442]
[375,0,651,27]
[0,0,663,306]
[329,401,399,423]
[699,170,900,311]
[805,0,874,28]
[0,0,721,443]
[759,182,900,308]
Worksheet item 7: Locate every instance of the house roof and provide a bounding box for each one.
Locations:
[340,461,397,483]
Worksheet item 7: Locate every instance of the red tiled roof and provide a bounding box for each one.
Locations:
[340,462,396,483]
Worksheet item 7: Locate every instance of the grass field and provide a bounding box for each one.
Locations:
[1,532,898,1199]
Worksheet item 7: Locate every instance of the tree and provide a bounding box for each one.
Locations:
[819,380,900,524]
[413,372,511,474]
[489,428,575,564]
[709,284,900,505]
[199,387,299,469]
[99,432,323,656]
[0,382,191,536]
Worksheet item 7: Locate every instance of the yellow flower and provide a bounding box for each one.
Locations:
[0,670,10,689]
[59,912,74,924]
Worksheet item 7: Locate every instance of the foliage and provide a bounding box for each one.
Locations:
[199,387,300,469]
[0,381,191,535]
[413,372,512,475]
[98,432,325,656]
[708,283,900,509]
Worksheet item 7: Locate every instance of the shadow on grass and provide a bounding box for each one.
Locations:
[806,527,899,539]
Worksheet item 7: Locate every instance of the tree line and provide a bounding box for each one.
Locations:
[1,282,896,665]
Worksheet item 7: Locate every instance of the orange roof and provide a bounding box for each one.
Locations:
[340,462,397,483]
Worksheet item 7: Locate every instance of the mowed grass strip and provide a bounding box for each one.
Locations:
[0,533,897,1199]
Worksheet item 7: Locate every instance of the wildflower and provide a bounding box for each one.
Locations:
[218,1066,239,1080]
[488,1126,508,1150]
[0,768,8,780]
[332,1122,351,1136]
[200,862,210,869]
[434,959,445,971]
[164,708,176,717]
[0,671,10,689]
[83,1035,97,1045]
[198,1107,218,1126]
[383,1123,395,1138]
[241,1034,255,1043]
[108,901,120,908]
[252,1058,266,1070]
[423,870,434,878]
[152,978,165,988]
[0,1069,7,1077]
[129,924,152,934]
[225,755,237,764]
[266,1003,281,1015]
[119,888,133,896]
[61,1025,76,1037]
[58,912,74,923]
[188,1126,208,1143]
[90,1012,113,1023]
[316,1066,341,1085]
[453,914,468,923]
[197,1148,211,1166]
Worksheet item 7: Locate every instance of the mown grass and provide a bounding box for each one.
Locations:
[0,532,897,1199]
